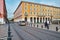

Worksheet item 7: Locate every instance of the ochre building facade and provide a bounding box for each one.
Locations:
[14,1,60,23]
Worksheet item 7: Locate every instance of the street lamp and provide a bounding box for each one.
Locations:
[7,20,12,40]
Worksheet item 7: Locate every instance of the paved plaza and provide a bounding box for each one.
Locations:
[0,24,8,40]
[28,23,60,32]
[0,23,60,40]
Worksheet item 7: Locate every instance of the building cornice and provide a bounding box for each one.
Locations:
[21,1,60,9]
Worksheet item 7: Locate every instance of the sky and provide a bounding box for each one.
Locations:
[5,0,60,19]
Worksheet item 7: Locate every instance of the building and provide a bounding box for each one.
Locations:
[14,1,60,23]
[0,0,7,24]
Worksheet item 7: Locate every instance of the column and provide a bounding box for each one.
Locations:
[32,17,34,23]
[39,17,40,23]
[42,17,43,23]
[27,18,30,23]
[36,17,37,23]
[47,17,48,21]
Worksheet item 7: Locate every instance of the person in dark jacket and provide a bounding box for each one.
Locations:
[44,21,49,29]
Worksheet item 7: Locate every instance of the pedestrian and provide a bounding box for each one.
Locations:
[56,26,58,31]
[34,24,35,27]
[44,21,47,28]
[44,21,49,29]
[37,24,38,28]
[47,21,49,29]
[47,21,50,25]
[41,25,43,28]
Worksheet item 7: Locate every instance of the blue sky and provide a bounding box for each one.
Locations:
[5,0,60,18]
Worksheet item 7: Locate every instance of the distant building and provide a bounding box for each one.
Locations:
[14,1,60,23]
[0,0,7,24]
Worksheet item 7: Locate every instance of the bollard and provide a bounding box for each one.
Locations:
[41,25,43,28]
[34,24,35,27]
[56,27,58,31]
[30,23,32,27]
[37,24,38,28]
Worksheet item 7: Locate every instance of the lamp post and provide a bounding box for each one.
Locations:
[7,20,12,40]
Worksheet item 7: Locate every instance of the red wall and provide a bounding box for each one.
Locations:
[0,0,7,18]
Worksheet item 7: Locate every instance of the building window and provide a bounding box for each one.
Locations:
[34,8,35,10]
[25,3,28,6]
[25,7,27,10]
[30,12,32,15]
[30,8,32,10]
[48,10,49,12]
[34,12,36,15]
[30,4,32,6]
[48,13,51,16]
[24,12,28,16]
[40,13,43,16]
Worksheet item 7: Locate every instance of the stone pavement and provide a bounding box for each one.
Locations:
[0,24,8,40]
[28,23,60,32]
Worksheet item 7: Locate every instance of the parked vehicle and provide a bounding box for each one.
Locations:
[52,20,60,24]
[19,21,26,26]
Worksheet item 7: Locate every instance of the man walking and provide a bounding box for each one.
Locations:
[44,21,49,29]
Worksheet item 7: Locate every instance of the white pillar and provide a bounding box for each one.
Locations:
[47,18,48,21]
[27,18,30,23]
[36,17,37,23]
[32,17,34,23]
[42,17,43,23]
[22,18,24,21]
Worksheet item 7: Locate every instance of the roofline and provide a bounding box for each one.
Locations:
[14,1,22,14]
[14,1,60,14]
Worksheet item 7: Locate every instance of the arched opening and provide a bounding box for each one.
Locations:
[34,17,36,23]
[43,17,44,23]
[37,17,39,23]
[25,17,27,22]
[40,17,42,23]
[46,18,47,21]
[30,17,32,23]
